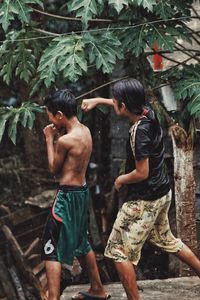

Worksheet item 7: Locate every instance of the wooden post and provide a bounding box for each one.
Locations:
[2,225,47,300]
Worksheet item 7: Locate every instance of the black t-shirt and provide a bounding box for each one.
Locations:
[125,108,170,201]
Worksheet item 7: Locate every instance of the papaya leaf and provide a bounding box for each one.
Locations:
[84,32,123,73]
[119,24,147,57]
[147,24,175,51]
[8,112,20,145]
[20,110,29,127]
[0,30,37,84]
[68,0,101,28]
[0,103,43,144]
[0,111,12,142]
[134,0,156,11]
[38,35,87,86]
[108,0,129,14]
[0,0,43,32]
[26,110,35,129]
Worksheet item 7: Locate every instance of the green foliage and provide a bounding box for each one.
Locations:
[0,30,37,84]
[67,0,157,26]
[0,0,195,89]
[134,0,156,11]
[37,31,123,87]
[0,0,43,32]
[108,0,129,14]
[0,0,199,144]
[173,65,200,120]
[38,35,87,87]
[67,0,103,28]
[154,0,192,18]
[154,1,175,18]
[0,102,43,144]
[147,24,175,52]
[84,31,123,73]
[119,24,148,57]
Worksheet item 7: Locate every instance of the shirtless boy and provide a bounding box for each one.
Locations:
[42,89,110,300]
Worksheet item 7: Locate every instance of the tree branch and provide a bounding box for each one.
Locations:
[184,25,200,46]
[34,28,60,37]
[156,56,195,73]
[145,49,200,56]
[32,8,113,23]
[191,5,200,18]
[174,42,200,63]
[160,54,180,64]
[75,76,129,100]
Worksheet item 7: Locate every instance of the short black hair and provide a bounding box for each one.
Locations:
[44,89,77,118]
[112,78,146,115]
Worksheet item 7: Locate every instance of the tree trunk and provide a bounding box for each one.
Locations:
[170,125,197,276]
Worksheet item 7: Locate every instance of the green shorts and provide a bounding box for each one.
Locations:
[41,185,92,268]
[105,190,183,265]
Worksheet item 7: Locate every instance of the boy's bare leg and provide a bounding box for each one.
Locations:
[114,261,140,300]
[77,250,108,298]
[175,243,200,276]
[45,261,62,300]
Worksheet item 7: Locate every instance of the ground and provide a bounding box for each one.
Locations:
[61,276,200,300]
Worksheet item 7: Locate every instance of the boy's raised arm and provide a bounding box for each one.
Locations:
[81,97,114,112]
[43,124,66,174]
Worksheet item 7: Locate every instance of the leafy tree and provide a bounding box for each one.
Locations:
[0,0,200,274]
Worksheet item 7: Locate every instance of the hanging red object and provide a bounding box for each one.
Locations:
[153,41,163,71]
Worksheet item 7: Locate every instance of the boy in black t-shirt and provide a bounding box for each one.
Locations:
[81,78,200,300]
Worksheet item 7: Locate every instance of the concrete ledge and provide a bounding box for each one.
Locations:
[61,276,200,300]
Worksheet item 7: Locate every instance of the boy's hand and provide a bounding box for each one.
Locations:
[43,124,58,140]
[81,98,99,112]
[114,175,124,191]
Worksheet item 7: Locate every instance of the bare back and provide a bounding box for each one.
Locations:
[58,123,92,185]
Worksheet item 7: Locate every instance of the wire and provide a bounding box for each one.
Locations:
[0,16,194,44]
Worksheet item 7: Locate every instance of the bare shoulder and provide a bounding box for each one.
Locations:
[82,123,92,136]
[56,133,73,150]
[80,124,92,144]
[56,124,91,149]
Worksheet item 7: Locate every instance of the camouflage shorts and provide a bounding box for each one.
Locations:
[104,190,183,265]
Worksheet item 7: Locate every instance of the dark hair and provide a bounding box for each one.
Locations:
[44,89,77,118]
[112,78,146,115]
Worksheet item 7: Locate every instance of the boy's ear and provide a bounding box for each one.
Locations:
[121,102,127,111]
[56,111,64,120]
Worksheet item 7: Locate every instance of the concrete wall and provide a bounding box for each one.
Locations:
[109,111,130,180]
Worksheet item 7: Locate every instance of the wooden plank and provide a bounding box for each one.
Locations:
[8,266,26,300]
[38,272,47,291]
[0,256,17,300]
[2,225,46,300]
[17,225,44,248]
[14,208,48,227]
[0,207,32,227]
[0,206,49,227]
[32,262,45,276]
[24,238,40,258]
[0,205,11,215]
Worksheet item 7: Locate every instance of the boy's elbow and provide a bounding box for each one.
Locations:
[142,170,149,180]
[49,167,56,174]
[142,173,149,180]
[138,170,149,181]
[49,164,59,175]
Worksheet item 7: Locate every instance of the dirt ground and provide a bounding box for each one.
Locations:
[61,276,200,300]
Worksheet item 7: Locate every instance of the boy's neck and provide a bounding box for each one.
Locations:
[64,116,81,132]
[127,112,144,124]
